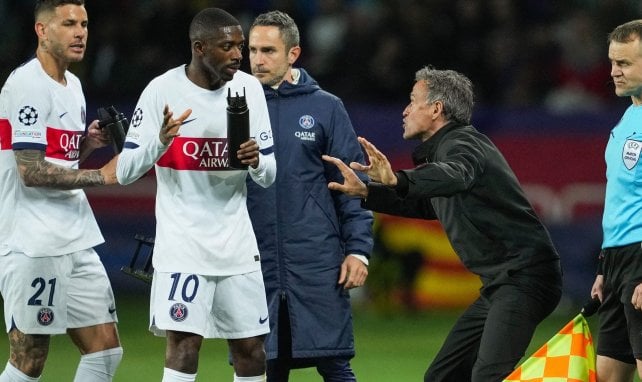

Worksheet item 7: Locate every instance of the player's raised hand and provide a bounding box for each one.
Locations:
[160,105,192,145]
[356,137,397,186]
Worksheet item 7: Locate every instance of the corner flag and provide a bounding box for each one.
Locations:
[503,299,599,382]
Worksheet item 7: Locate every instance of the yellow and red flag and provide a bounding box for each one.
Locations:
[503,313,596,382]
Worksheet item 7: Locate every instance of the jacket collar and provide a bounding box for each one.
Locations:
[263,67,320,99]
[411,121,467,165]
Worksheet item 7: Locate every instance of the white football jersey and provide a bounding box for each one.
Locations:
[117,66,275,275]
[0,58,103,257]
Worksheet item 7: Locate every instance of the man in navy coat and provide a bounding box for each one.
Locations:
[246,10,374,382]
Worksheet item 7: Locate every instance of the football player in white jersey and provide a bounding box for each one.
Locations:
[0,1,122,382]
[116,8,276,382]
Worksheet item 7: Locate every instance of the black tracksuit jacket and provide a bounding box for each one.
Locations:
[364,122,561,287]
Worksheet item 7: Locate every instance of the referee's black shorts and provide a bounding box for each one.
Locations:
[597,241,642,363]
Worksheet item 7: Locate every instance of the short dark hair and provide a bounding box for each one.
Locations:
[251,11,300,51]
[189,8,240,42]
[608,19,642,44]
[35,0,84,20]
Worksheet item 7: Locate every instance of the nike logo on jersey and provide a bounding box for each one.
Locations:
[182,118,197,125]
[59,112,68,119]
[259,316,269,324]
[108,307,117,314]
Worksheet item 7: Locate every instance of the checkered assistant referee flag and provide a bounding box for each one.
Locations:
[503,298,599,382]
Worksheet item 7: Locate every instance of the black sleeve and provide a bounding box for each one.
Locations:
[402,135,485,199]
[363,182,437,220]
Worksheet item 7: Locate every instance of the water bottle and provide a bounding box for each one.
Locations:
[226,87,250,169]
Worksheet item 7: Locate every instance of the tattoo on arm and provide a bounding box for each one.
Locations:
[15,150,104,189]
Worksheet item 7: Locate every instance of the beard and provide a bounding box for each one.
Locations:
[254,65,289,88]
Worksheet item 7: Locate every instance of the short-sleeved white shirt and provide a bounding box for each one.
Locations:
[117,66,275,276]
[0,58,103,257]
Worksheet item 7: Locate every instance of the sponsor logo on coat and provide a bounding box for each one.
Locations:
[299,115,315,129]
[296,115,316,141]
[623,139,642,170]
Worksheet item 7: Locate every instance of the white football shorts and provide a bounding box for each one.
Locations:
[0,249,118,334]
[150,270,269,339]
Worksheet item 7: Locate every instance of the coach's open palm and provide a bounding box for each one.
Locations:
[322,155,368,198]
[354,137,397,186]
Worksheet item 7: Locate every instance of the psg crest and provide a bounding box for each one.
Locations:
[170,303,188,322]
[37,308,54,326]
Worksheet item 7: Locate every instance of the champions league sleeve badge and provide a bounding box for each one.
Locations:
[18,105,38,126]
[37,307,54,326]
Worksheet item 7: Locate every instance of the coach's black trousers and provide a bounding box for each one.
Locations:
[424,262,562,382]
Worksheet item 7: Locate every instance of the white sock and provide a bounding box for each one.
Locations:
[233,374,266,382]
[0,362,40,382]
[162,367,196,382]
[73,347,123,382]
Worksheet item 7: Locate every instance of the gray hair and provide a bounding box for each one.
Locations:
[251,10,300,50]
[608,19,642,45]
[415,67,474,125]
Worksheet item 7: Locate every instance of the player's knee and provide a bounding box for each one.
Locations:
[77,346,123,378]
[231,342,266,375]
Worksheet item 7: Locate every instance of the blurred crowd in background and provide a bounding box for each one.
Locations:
[1,0,632,309]
[1,0,641,112]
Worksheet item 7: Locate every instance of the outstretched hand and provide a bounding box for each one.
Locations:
[322,137,397,197]
[356,137,397,186]
[322,154,368,198]
[160,105,192,146]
